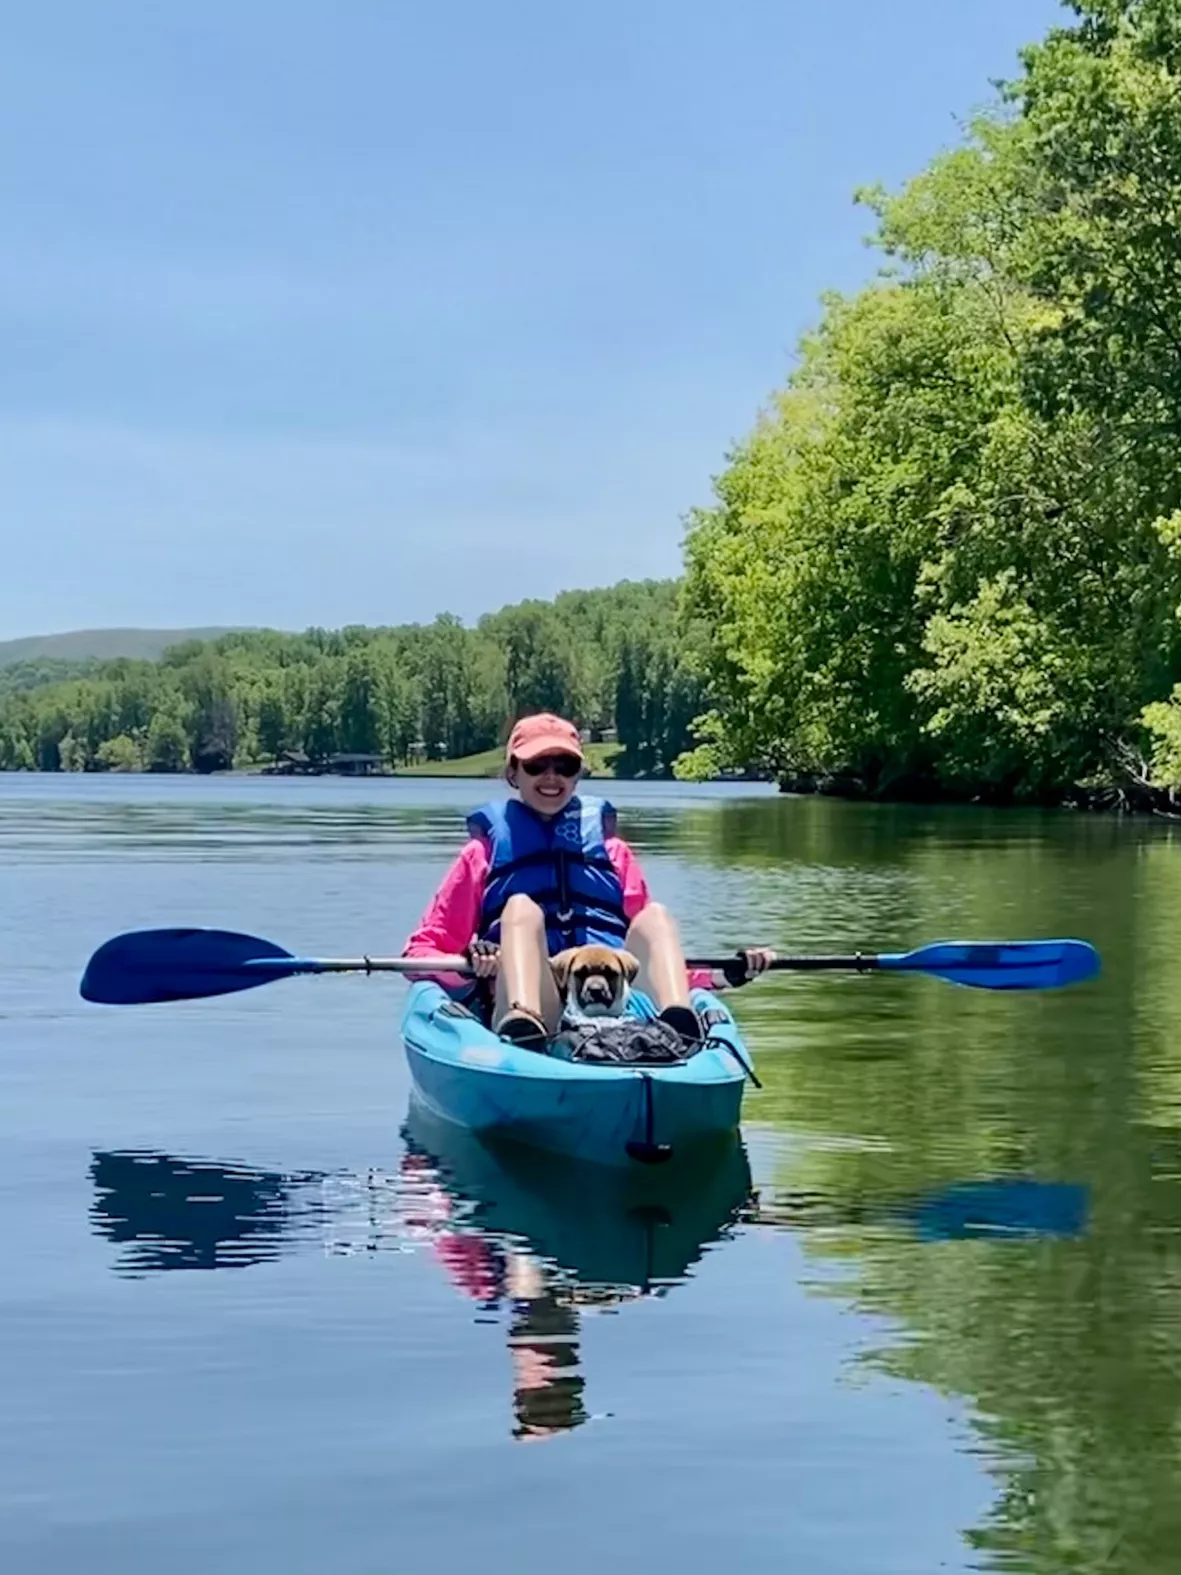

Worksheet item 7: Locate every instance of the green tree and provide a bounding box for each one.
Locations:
[255,683,290,763]
[177,655,239,772]
[682,0,1181,802]
[146,708,190,772]
[0,713,34,770]
[481,601,581,720]
[299,658,341,763]
[0,579,696,776]
[96,734,143,772]
[412,616,503,759]
[338,647,384,757]
[58,730,87,771]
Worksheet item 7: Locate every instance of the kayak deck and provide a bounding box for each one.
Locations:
[400,982,751,1166]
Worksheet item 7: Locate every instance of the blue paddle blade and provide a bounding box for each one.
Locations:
[896,1178,1089,1241]
[879,939,1100,991]
[80,928,297,1005]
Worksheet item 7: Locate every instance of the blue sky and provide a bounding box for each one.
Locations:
[1,0,1064,639]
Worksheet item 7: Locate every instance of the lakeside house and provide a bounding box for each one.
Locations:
[262,750,386,777]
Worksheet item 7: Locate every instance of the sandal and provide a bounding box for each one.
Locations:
[657,1004,704,1044]
[495,1004,549,1049]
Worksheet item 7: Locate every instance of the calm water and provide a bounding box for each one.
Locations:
[1,774,1176,1573]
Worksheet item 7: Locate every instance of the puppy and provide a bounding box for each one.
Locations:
[550,945,640,1025]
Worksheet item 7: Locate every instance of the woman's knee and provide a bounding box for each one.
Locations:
[501,894,546,931]
[630,900,674,938]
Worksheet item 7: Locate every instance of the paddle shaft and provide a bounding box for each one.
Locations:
[242,953,881,977]
[79,927,1100,1005]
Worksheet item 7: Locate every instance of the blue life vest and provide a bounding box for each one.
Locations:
[467,795,630,952]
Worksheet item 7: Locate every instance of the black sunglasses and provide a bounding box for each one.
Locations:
[519,755,581,779]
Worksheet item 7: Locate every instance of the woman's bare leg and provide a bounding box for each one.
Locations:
[493,894,562,1033]
[625,902,693,1012]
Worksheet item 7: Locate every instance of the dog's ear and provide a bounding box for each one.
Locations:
[550,950,577,991]
[617,949,641,983]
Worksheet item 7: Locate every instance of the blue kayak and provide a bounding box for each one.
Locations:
[401,982,753,1166]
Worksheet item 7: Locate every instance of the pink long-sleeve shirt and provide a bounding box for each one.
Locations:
[403,830,713,991]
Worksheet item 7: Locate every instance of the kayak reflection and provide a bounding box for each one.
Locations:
[399,1103,755,1440]
[401,1101,754,1289]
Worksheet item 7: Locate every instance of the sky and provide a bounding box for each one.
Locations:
[0,0,1066,640]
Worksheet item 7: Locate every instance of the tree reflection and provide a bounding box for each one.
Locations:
[687,792,1180,1574]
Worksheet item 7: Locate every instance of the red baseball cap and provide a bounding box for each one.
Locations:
[505,713,585,764]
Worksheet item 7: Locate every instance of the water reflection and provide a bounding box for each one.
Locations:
[90,1121,754,1441]
[58,775,1181,1565]
[399,1107,758,1441]
[709,789,1173,1575]
[401,1102,753,1288]
[89,1151,327,1274]
[89,1131,1086,1459]
[755,1175,1088,1242]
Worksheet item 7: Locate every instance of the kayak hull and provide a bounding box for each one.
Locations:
[401,982,751,1166]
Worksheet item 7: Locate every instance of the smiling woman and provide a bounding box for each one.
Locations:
[401,711,774,1043]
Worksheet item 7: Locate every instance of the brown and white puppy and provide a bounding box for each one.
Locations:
[550,945,640,1023]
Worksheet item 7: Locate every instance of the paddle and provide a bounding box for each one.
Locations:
[79,927,1101,1006]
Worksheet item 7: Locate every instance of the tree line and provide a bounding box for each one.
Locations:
[20,3,1181,806]
[677,0,1181,806]
[0,581,708,777]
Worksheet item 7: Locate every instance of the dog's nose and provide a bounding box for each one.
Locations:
[583,976,612,1001]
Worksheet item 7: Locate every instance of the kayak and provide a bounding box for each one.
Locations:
[400,982,753,1166]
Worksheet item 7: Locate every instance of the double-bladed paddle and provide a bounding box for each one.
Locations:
[79,926,1101,1006]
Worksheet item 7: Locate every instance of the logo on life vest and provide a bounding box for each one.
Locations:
[553,811,585,848]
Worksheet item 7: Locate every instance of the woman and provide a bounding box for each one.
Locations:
[402,712,773,1044]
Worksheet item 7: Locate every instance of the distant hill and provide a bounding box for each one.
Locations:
[0,627,254,667]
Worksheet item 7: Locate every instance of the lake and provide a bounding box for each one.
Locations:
[1,772,1176,1573]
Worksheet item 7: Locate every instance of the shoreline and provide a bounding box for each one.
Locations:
[776,771,1181,820]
